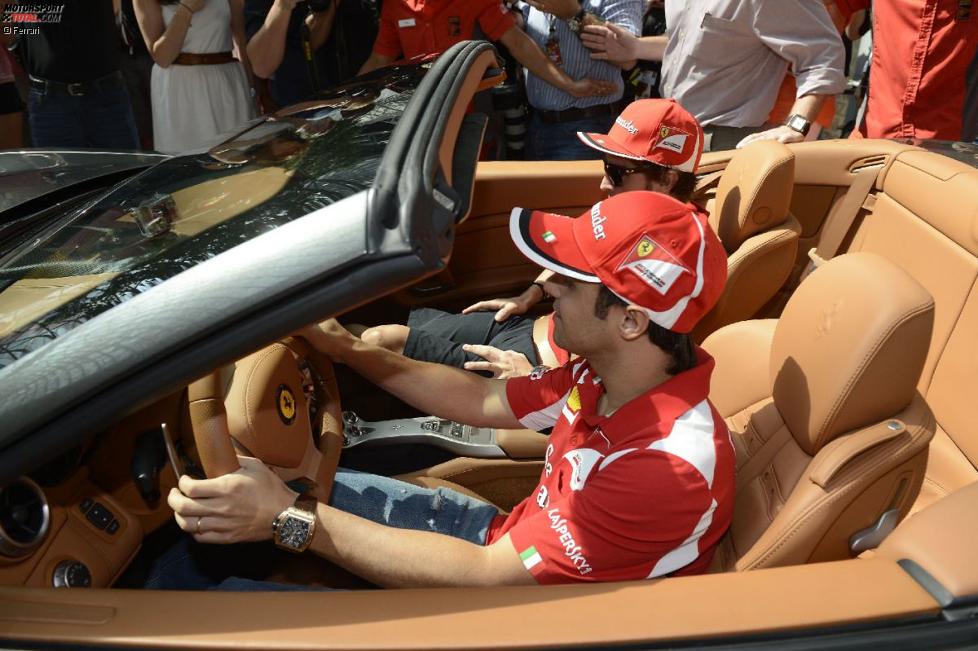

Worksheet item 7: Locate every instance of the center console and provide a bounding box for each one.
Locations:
[342,412,507,458]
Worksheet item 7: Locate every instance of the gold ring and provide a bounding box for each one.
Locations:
[195,516,202,534]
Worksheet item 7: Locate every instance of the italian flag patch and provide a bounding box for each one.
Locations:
[520,545,543,572]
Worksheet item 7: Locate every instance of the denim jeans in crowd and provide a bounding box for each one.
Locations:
[28,73,140,149]
[142,468,500,591]
[526,111,614,161]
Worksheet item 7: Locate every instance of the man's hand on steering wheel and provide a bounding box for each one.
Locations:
[168,456,297,544]
[462,283,545,323]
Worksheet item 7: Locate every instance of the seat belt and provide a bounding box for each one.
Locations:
[802,164,882,279]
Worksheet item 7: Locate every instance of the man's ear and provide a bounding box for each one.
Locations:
[618,306,651,342]
[663,169,680,194]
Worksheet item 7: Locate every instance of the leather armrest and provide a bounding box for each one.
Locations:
[497,429,549,459]
[702,319,776,418]
[877,480,978,605]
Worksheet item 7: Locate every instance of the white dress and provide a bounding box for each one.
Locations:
[151,0,256,154]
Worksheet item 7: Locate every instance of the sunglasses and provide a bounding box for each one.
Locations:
[603,159,654,186]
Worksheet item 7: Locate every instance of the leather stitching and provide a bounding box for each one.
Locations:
[733,154,793,242]
[742,405,934,570]
[243,344,284,444]
[813,303,934,452]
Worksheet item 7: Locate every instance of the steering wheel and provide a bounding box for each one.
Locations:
[185,336,344,502]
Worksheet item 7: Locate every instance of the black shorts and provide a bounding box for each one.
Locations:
[0,82,23,115]
[403,307,540,375]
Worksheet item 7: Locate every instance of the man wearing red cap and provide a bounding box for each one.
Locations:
[355,98,706,379]
[163,190,735,589]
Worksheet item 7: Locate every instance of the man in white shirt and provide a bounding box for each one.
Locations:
[580,0,847,150]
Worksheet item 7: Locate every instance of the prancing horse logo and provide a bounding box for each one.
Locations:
[277,384,297,425]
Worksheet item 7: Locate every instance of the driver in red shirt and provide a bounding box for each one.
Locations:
[163,190,735,589]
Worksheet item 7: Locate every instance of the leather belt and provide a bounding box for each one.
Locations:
[174,51,236,65]
[29,71,124,97]
[536,99,625,124]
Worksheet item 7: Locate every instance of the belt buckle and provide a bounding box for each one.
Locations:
[67,82,85,96]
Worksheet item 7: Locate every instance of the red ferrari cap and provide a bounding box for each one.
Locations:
[577,99,704,173]
[510,192,727,333]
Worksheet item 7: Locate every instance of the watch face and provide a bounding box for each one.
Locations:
[788,115,810,134]
[279,515,311,549]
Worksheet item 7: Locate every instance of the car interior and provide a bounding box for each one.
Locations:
[2,47,978,649]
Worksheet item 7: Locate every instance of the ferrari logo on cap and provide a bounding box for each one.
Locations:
[277,384,297,425]
[618,233,690,296]
[655,126,690,154]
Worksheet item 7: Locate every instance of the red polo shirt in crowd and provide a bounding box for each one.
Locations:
[840,0,978,141]
[486,354,735,584]
[372,0,516,61]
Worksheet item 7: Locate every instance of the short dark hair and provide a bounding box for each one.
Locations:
[641,164,697,203]
[593,285,697,375]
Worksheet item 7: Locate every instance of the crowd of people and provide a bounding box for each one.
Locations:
[0,0,975,155]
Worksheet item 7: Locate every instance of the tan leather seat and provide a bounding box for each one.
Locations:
[702,252,937,570]
[693,141,801,340]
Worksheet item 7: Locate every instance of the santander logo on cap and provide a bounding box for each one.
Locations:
[615,116,640,135]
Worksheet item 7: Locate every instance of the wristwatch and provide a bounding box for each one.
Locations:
[784,114,812,137]
[565,7,587,34]
[272,492,317,553]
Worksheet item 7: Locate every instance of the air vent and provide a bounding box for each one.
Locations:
[849,155,888,173]
[0,478,50,559]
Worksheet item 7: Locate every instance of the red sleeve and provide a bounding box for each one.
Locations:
[504,362,577,431]
[476,0,517,42]
[506,451,714,584]
[831,0,870,17]
[372,2,403,58]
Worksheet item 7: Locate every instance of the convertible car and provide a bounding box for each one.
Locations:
[1,42,977,649]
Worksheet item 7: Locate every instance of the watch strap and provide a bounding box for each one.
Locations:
[293,492,318,516]
[784,114,812,136]
[272,492,318,552]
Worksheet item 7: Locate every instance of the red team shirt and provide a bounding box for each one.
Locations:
[487,353,735,584]
[838,0,978,141]
[373,0,516,61]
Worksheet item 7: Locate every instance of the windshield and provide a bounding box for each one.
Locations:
[0,67,424,370]
[0,151,168,215]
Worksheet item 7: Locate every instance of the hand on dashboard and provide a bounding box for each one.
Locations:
[168,456,297,544]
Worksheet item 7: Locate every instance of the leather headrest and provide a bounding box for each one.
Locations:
[711,141,794,252]
[770,253,934,455]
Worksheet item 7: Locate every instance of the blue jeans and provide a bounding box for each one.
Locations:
[142,468,500,591]
[28,73,140,149]
[526,112,614,161]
